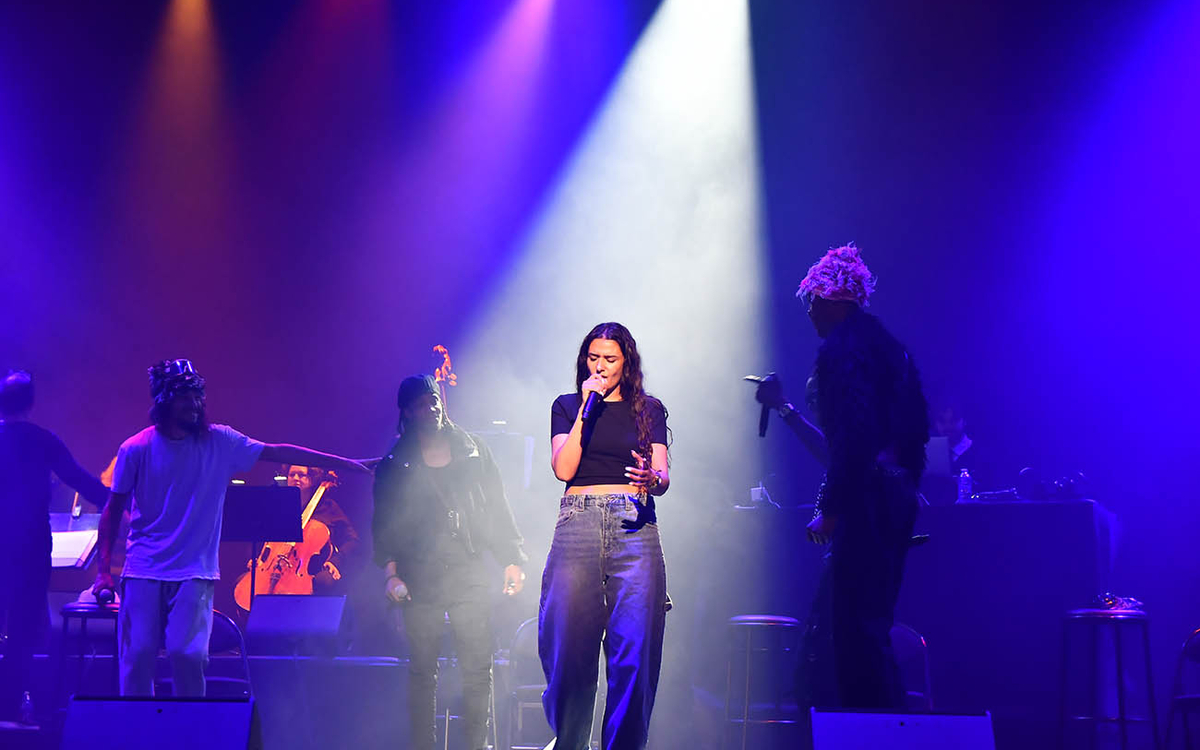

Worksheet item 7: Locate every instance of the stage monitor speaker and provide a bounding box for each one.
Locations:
[245,594,347,656]
[61,696,260,750]
[810,708,996,750]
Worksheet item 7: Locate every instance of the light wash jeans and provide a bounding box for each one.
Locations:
[539,494,667,750]
[118,578,215,696]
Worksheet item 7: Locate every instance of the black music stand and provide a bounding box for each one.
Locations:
[222,485,302,611]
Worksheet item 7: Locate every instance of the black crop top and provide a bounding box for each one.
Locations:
[550,393,668,488]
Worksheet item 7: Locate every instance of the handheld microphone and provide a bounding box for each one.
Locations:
[743,373,776,438]
[96,587,116,606]
[581,390,603,421]
[581,374,608,421]
[388,578,410,602]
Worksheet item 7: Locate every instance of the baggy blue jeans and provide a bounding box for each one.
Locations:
[538,494,667,750]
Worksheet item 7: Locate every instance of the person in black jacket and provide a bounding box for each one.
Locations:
[757,244,929,709]
[371,374,527,750]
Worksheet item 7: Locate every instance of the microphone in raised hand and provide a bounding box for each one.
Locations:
[744,372,782,437]
[581,372,609,421]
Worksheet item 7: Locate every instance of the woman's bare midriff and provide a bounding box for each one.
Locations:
[565,483,637,495]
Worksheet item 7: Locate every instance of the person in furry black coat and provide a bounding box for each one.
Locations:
[758,243,929,709]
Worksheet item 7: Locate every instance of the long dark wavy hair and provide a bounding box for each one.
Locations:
[148,391,210,435]
[574,322,670,462]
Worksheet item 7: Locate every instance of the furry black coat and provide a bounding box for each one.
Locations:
[814,307,930,516]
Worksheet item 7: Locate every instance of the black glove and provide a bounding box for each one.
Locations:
[621,496,657,533]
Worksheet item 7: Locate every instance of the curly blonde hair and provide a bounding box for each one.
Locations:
[796,242,877,306]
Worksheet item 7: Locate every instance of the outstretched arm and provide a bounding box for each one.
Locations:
[258,443,373,476]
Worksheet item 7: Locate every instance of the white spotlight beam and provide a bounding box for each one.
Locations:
[457,0,767,506]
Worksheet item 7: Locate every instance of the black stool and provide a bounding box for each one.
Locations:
[725,614,802,750]
[55,601,120,710]
[1060,608,1161,750]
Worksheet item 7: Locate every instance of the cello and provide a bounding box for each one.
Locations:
[233,472,338,611]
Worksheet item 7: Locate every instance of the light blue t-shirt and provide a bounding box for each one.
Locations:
[112,424,264,581]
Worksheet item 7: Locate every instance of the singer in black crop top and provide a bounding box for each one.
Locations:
[540,322,672,750]
[550,393,667,488]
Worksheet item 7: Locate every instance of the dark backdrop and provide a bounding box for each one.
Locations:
[3,1,1197,748]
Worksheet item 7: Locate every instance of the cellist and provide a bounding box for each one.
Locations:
[281,465,359,595]
[233,465,361,609]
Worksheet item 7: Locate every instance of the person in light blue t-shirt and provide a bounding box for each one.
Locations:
[92,358,373,697]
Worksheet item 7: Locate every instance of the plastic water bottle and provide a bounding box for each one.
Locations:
[19,690,34,725]
[957,468,974,503]
[749,482,765,505]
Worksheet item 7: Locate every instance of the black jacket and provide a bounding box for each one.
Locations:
[815,308,929,516]
[371,425,527,583]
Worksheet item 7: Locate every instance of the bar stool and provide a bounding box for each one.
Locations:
[725,614,802,750]
[54,600,120,715]
[1059,608,1161,750]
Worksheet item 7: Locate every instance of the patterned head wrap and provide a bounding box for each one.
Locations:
[149,358,206,405]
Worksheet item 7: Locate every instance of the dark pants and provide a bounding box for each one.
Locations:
[0,552,49,719]
[828,467,918,710]
[797,551,838,710]
[403,564,494,750]
[539,494,668,750]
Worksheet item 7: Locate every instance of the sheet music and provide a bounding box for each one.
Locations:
[52,529,98,568]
